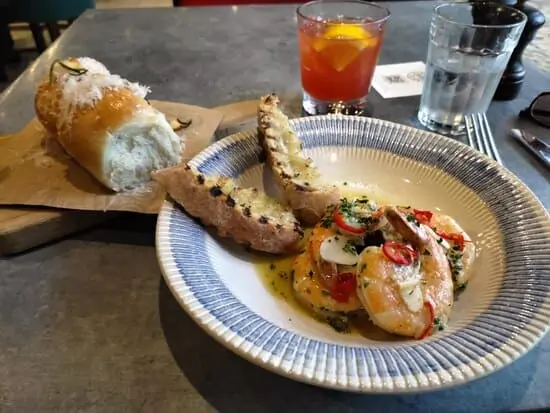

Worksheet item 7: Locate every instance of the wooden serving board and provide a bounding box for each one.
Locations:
[0,99,259,255]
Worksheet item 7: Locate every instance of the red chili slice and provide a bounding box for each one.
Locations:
[333,208,365,235]
[419,301,435,339]
[413,209,433,225]
[330,272,356,303]
[435,230,467,250]
[382,241,418,265]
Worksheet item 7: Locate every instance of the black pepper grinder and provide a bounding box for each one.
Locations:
[494,0,546,100]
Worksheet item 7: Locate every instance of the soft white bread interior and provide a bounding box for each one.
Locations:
[35,57,182,192]
[258,93,340,226]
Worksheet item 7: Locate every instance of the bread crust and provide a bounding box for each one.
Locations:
[257,93,340,226]
[152,164,303,254]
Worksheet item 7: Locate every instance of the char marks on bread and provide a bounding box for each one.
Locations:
[152,163,303,254]
[35,57,182,192]
[257,93,340,226]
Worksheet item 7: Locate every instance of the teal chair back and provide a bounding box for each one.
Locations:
[9,0,95,23]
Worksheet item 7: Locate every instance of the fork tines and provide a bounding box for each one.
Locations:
[465,113,503,165]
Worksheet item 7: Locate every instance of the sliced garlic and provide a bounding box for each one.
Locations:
[389,261,423,312]
[400,283,424,313]
[320,235,358,266]
[391,262,421,287]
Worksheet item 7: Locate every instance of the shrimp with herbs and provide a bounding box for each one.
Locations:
[356,206,454,339]
[397,207,476,289]
[292,199,376,331]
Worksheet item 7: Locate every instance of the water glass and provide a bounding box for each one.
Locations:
[297,0,390,116]
[418,2,526,136]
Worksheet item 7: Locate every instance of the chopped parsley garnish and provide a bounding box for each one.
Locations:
[343,240,357,255]
[321,216,333,228]
[447,249,464,284]
[327,316,350,333]
[406,214,420,227]
[359,216,379,226]
[339,198,354,215]
[457,281,468,290]
[433,317,445,331]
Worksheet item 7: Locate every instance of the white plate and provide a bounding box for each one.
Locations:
[155,115,550,393]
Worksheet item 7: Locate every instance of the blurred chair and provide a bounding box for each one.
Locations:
[8,0,96,51]
[0,0,94,81]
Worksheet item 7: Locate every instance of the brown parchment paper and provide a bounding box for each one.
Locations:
[0,100,223,214]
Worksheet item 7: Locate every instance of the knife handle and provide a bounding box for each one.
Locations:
[511,129,550,169]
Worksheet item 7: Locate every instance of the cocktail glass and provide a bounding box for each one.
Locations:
[297,0,390,116]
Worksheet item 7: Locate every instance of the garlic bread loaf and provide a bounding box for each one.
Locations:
[35,57,182,192]
[257,93,340,226]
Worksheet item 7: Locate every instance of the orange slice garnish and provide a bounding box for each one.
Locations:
[312,23,378,72]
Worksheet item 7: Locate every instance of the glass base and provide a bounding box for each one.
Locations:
[417,107,466,137]
[302,91,370,116]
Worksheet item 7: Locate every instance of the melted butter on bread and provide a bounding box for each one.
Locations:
[258,95,321,186]
[153,164,303,254]
[258,94,340,226]
[201,174,299,228]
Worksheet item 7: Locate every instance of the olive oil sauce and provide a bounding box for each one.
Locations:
[253,183,400,338]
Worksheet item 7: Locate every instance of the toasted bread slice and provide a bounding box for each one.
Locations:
[257,93,340,226]
[152,164,303,254]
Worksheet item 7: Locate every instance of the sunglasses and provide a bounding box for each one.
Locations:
[519,92,550,128]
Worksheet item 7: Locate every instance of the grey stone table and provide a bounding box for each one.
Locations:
[1,2,550,412]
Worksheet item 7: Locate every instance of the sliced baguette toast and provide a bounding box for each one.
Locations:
[257,93,340,226]
[152,164,303,254]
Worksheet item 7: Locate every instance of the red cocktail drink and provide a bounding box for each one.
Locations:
[297,1,390,115]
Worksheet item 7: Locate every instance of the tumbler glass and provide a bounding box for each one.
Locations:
[417,2,526,136]
[297,0,390,116]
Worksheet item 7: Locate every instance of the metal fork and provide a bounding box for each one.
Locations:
[464,113,503,165]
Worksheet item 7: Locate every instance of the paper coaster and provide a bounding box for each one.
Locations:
[372,61,426,99]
